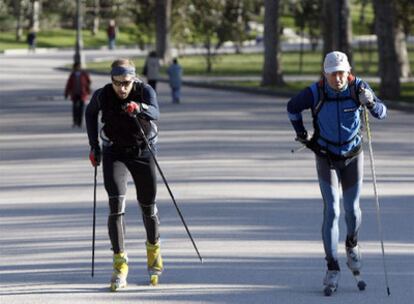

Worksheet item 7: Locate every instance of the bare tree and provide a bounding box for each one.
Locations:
[91,0,100,36]
[395,0,413,77]
[373,0,400,99]
[261,0,284,87]
[29,0,41,31]
[322,0,352,64]
[14,0,26,41]
[156,0,172,63]
[395,26,411,78]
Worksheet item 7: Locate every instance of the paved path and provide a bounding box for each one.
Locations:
[0,50,413,303]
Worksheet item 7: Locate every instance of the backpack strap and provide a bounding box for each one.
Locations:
[348,74,360,105]
[312,77,325,117]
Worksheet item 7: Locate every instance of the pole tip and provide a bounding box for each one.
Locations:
[200,257,204,264]
[387,287,391,296]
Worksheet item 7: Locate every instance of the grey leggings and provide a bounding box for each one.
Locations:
[316,152,363,263]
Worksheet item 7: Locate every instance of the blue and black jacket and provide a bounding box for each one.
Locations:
[287,76,387,158]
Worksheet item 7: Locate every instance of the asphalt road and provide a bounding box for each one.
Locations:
[0,49,413,304]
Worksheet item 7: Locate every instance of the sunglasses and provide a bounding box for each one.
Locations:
[112,79,133,87]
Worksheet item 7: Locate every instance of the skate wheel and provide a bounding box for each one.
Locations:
[357,280,366,291]
[150,275,159,286]
[323,286,336,296]
[110,280,127,292]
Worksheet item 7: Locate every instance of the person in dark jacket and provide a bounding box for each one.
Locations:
[107,19,117,50]
[287,51,387,295]
[64,62,91,128]
[167,58,182,104]
[85,58,163,291]
[27,28,37,52]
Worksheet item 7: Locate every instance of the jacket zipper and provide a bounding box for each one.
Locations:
[336,93,341,147]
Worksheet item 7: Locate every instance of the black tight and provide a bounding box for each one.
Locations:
[103,146,159,253]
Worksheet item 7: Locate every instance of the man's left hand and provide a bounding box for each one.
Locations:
[359,88,375,109]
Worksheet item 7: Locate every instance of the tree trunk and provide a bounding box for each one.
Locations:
[322,0,352,64]
[261,0,284,87]
[205,36,213,73]
[29,0,40,31]
[92,0,100,36]
[15,0,24,41]
[373,0,400,99]
[155,0,172,63]
[395,26,411,78]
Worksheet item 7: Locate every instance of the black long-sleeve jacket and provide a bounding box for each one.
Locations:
[85,81,159,149]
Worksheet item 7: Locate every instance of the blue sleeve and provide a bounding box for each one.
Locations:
[287,87,315,134]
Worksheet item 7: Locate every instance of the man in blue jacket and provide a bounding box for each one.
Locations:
[287,51,387,295]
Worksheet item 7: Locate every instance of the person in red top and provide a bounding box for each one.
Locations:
[64,62,91,128]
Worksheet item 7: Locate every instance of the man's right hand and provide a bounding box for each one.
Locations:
[89,146,101,167]
[295,131,310,145]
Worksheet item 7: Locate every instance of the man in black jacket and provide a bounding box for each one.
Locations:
[86,58,163,291]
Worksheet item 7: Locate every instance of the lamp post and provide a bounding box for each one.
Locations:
[74,0,85,67]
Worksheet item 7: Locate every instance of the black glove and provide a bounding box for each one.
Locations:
[89,146,101,167]
[295,131,310,145]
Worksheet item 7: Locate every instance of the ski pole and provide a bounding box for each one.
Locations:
[91,165,97,277]
[291,145,306,154]
[364,107,391,296]
[133,116,203,263]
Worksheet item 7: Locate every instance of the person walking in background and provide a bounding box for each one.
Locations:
[107,19,117,50]
[64,62,91,128]
[166,58,182,104]
[27,28,37,52]
[143,51,161,91]
[287,51,387,296]
[85,58,163,291]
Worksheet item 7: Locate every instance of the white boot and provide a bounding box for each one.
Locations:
[346,245,362,272]
[323,270,340,296]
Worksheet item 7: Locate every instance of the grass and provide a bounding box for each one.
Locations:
[86,51,413,103]
[87,50,398,77]
[0,28,138,51]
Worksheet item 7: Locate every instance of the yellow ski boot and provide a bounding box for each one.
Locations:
[146,241,163,286]
[110,252,128,292]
